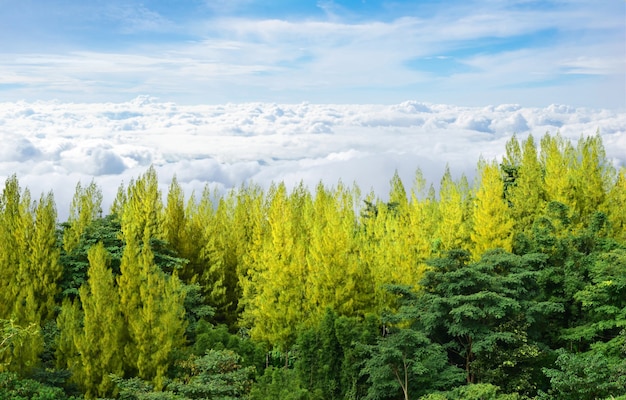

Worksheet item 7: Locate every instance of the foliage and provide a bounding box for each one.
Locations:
[0,133,624,398]
[0,371,77,400]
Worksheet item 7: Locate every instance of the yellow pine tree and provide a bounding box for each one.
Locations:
[24,193,62,322]
[161,176,186,253]
[603,167,626,242]
[120,166,163,243]
[506,134,547,233]
[306,182,369,320]
[2,185,58,373]
[470,160,514,260]
[385,172,424,289]
[117,168,187,388]
[541,133,575,207]
[55,298,82,373]
[435,167,473,253]
[200,193,238,322]
[569,134,614,226]
[0,176,25,321]
[63,181,103,253]
[240,183,308,349]
[408,168,438,261]
[72,243,125,398]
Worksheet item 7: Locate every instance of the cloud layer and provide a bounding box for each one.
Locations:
[1,97,624,220]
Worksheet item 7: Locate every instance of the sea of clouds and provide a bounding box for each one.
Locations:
[1,96,624,221]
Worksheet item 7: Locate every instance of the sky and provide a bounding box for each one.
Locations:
[0,1,625,219]
[0,0,624,108]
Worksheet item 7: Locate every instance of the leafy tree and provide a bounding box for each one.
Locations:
[59,214,124,300]
[295,309,344,400]
[419,250,562,387]
[249,367,310,400]
[0,371,76,400]
[541,347,626,399]
[169,350,256,399]
[362,286,463,400]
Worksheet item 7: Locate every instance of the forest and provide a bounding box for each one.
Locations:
[0,132,625,399]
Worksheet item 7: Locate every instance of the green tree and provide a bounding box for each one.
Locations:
[362,286,463,400]
[420,250,562,387]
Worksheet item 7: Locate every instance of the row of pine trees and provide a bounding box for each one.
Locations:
[0,132,625,399]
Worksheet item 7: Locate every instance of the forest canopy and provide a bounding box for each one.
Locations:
[1,132,625,399]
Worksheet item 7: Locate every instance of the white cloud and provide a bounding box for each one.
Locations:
[1,1,623,107]
[0,98,624,220]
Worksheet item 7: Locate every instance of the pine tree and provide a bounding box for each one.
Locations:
[117,168,187,388]
[307,182,369,320]
[63,181,103,253]
[240,183,309,349]
[506,134,547,233]
[569,134,614,226]
[604,168,626,242]
[73,243,125,398]
[435,167,472,253]
[161,176,186,254]
[541,133,574,207]
[470,160,514,260]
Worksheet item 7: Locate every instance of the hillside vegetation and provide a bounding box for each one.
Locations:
[1,132,625,399]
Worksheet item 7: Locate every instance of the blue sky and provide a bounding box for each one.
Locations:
[0,0,624,108]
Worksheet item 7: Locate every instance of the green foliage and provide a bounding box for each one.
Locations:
[248,367,310,400]
[0,372,76,400]
[0,134,625,399]
[295,309,345,400]
[541,347,626,399]
[59,215,124,299]
[362,286,464,400]
[192,321,265,371]
[420,250,562,389]
[114,350,255,400]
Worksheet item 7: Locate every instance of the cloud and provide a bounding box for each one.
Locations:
[0,0,623,107]
[0,98,623,220]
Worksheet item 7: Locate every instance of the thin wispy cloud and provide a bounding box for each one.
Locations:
[0,0,623,107]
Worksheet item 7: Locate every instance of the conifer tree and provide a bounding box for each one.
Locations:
[241,183,308,349]
[117,168,187,388]
[73,243,125,398]
[569,134,614,226]
[23,192,62,323]
[604,168,626,242]
[0,176,25,320]
[506,135,547,233]
[541,133,574,207]
[307,182,368,319]
[470,160,514,259]
[161,176,186,254]
[408,169,438,261]
[0,180,59,374]
[63,181,103,253]
[435,167,472,253]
